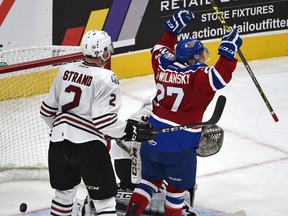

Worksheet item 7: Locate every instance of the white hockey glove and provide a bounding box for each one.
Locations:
[164,9,194,35]
[218,27,242,60]
[196,125,224,157]
[124,120,155,142]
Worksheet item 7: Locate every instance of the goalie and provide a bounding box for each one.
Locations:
[109,96,224,215]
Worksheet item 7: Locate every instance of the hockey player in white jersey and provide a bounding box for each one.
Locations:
[40,30,154,216]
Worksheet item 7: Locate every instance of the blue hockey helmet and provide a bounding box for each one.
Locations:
[175,39,209,65]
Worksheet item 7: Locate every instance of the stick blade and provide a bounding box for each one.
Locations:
[208,95,226,125]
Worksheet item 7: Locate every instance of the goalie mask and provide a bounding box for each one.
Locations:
[196,125,224,157]
[81,30,114,61]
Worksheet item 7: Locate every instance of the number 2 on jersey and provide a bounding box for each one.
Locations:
[62,85,117,112]
[62,85,82,112]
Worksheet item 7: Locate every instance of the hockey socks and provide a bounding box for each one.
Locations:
[51,199,73,216]
[164,184,186,216]
[164,204,183,216]
[126,179,162,215]
[126,193,150,215]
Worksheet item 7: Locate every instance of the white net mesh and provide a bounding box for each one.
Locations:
[0,46,82,182]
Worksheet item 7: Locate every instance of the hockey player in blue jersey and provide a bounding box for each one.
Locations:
[125,8,242,216]
[110,96,224,215]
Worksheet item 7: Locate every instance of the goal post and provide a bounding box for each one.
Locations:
[0,45,111,182]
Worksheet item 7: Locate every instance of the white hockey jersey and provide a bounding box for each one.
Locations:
[110,95,153,159]
[40,61,126,145]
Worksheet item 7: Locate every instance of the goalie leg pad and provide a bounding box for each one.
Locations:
[187,183,198,207]
[131,141,142,184]
[91,196,117,215]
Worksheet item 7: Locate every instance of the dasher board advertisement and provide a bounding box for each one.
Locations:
[52,0,288,54]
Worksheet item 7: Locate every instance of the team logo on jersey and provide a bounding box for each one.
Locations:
[148,140,157,146]
[163,53,176,61]
[111,74,119,84]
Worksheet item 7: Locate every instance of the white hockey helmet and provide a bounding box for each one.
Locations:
[81,30,113,61]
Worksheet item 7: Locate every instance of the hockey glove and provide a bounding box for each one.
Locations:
[164,9,194,36]
[124,120,155,142]
[218,27,242,60]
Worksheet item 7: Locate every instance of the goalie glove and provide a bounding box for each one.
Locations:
[196,125,224,157]
[164,9,194,35]
[218,27,242,60]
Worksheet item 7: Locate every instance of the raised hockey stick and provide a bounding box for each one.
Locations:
[150,95,226,135]
[210,0,279,123]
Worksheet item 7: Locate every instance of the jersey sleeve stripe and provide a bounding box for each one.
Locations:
[92,113,116,120]
[40,102,57,117]
[151,44,165,53]
[95,118,118,130]
[93,113,118,128]
[42,101,58,110]
[40,110,53,118]
[208,67,227,91]
[53,121,103,138]
[53,113,104,137]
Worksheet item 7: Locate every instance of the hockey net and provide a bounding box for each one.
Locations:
[0,46,85,182]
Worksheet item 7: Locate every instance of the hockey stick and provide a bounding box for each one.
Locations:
[210,0,279,123]
[111,95,225,153]
[150,95,226,135]
[114,138,132,154]
[110,95,225,147]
